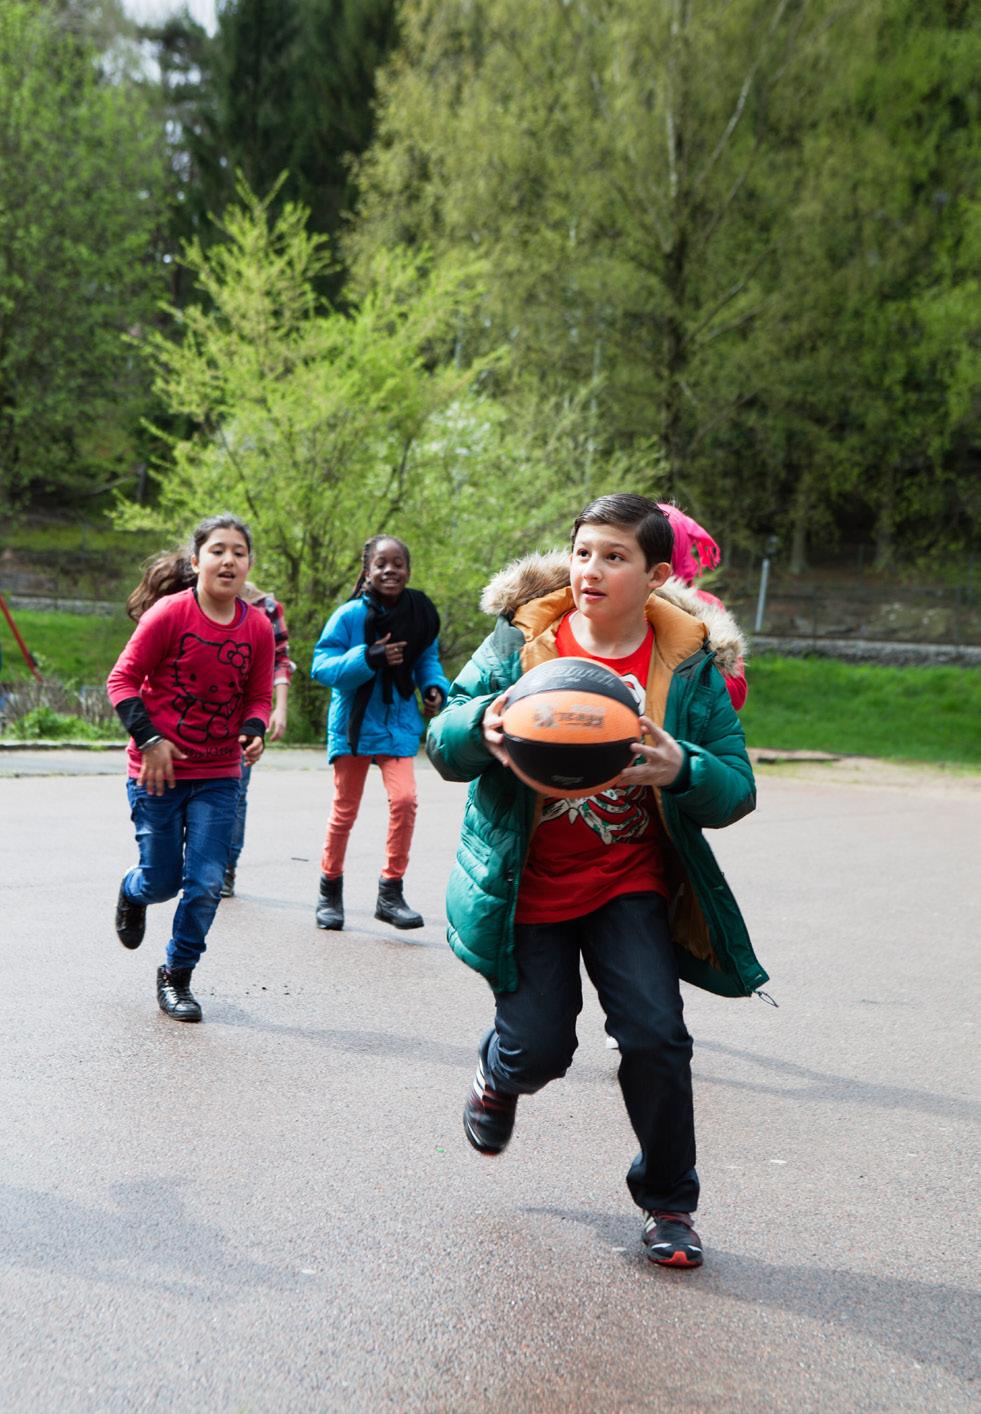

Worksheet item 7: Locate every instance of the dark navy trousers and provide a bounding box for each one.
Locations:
[488,891,699,1214]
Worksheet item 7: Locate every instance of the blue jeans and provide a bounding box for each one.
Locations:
[228,761,251,870]
[123,778,240,970]
[488,892,698,1214]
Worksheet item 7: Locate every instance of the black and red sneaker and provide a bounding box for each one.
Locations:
[463,1031,517,1156]
[642,1211,703,1268]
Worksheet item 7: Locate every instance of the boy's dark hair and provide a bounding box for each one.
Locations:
[352,534,411,597]
[126,513,253,621]
[571,494,673,569]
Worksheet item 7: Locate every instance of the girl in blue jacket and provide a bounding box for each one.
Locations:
[311,535,449,931]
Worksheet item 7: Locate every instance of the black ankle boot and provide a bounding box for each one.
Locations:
[375,875,423,930]
[316,873,344,930]
[156,965,203,1022]
[115,879,146,950]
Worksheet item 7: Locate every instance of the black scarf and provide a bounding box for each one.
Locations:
[346,588,441,754]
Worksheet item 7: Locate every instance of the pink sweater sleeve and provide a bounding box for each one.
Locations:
[240,612,275,729]
[106,605,169,708]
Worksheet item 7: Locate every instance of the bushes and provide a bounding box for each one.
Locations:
[0,679,121,741]
[3,705,113,741]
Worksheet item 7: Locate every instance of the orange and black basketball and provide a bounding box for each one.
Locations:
[501,658,641,798]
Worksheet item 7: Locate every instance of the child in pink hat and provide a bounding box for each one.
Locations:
[658,504,747,709]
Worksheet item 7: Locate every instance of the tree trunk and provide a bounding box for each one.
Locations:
[789,471,809,575]
[662,0,692,498]
[873,463,897,571]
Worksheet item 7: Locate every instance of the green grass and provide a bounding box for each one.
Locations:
[1,517,160,556]
[0,607,132,686]
[742,656,980,767]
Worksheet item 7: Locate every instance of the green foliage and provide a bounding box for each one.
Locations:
[120,184,617,729]
[741,657,981,766]
[140,9,224,295]
[750,0,981,570]
[351,0,850,501]
[2,705,111,742]
[0,2,165,510]
[350,0,979,566]
[143,0,399,298]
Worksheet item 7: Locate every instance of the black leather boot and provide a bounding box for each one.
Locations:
[115,879,146,950]
[220,866,235,898]
[375,875,424,930]
[316,873,344,930]
[156,965,203,1022]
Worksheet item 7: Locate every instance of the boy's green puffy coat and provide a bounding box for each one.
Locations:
[426,552,768,1000]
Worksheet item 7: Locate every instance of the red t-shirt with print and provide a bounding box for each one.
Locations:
[514,612,669,925]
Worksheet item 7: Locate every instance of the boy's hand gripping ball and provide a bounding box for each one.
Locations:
[501,658,641,798]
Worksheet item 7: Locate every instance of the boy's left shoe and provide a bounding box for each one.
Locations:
[642,1211,703,1268]
[463,1031,518,1155]
[219,866,236,898]
[375,876,423,929]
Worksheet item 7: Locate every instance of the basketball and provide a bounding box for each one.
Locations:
[501,657,641,797]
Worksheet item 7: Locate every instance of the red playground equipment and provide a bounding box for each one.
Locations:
[0,592,43,681]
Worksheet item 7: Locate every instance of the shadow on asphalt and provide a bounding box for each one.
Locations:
[196,1010,979,1131]
[219,893,447,949]
[0,1178,296,1300]
[206,1000,476,1066]
[528,1205,979,1382]
[697,1039,981,1123]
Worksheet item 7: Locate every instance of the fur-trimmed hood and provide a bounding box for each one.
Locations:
[479,550,746,677]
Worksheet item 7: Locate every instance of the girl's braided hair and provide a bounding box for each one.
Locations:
[351,534,411,598]
[126,513,253,621]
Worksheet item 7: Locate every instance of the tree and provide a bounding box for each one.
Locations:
[212,0,303,207]
[350,1,852,506]
[140,10,224,302]
[122,186,603,725]
[146,0,401,295]
[777,0,980,570]
[0,2,164,510]
[351,0,979,569]
[289,0,400,257]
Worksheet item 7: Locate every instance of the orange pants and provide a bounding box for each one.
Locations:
[321,754,418,880]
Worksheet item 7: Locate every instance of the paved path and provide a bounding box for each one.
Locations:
[0,750,978,1412]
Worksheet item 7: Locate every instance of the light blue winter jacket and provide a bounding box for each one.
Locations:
[311,596,450,761]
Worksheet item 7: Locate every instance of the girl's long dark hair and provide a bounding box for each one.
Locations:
[126,514,253,621]
[351,535,411,599]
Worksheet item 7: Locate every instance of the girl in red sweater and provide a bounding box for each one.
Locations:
[107,514,274,1022]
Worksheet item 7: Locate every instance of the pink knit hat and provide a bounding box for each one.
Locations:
[658,503,721,585]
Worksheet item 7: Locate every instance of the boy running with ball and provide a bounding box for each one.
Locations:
[426,494,767,1268]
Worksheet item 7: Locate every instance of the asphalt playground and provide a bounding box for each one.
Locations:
[0,746,978,1412]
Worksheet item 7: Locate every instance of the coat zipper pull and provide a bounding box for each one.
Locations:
[755,989,779,1007]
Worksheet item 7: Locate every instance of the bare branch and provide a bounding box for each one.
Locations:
[610,175,671,253]
[682,243,774,350]
[690,0,793,197]
[692,142,759,257]
[691,390,758,449]
[692,301,770,350]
